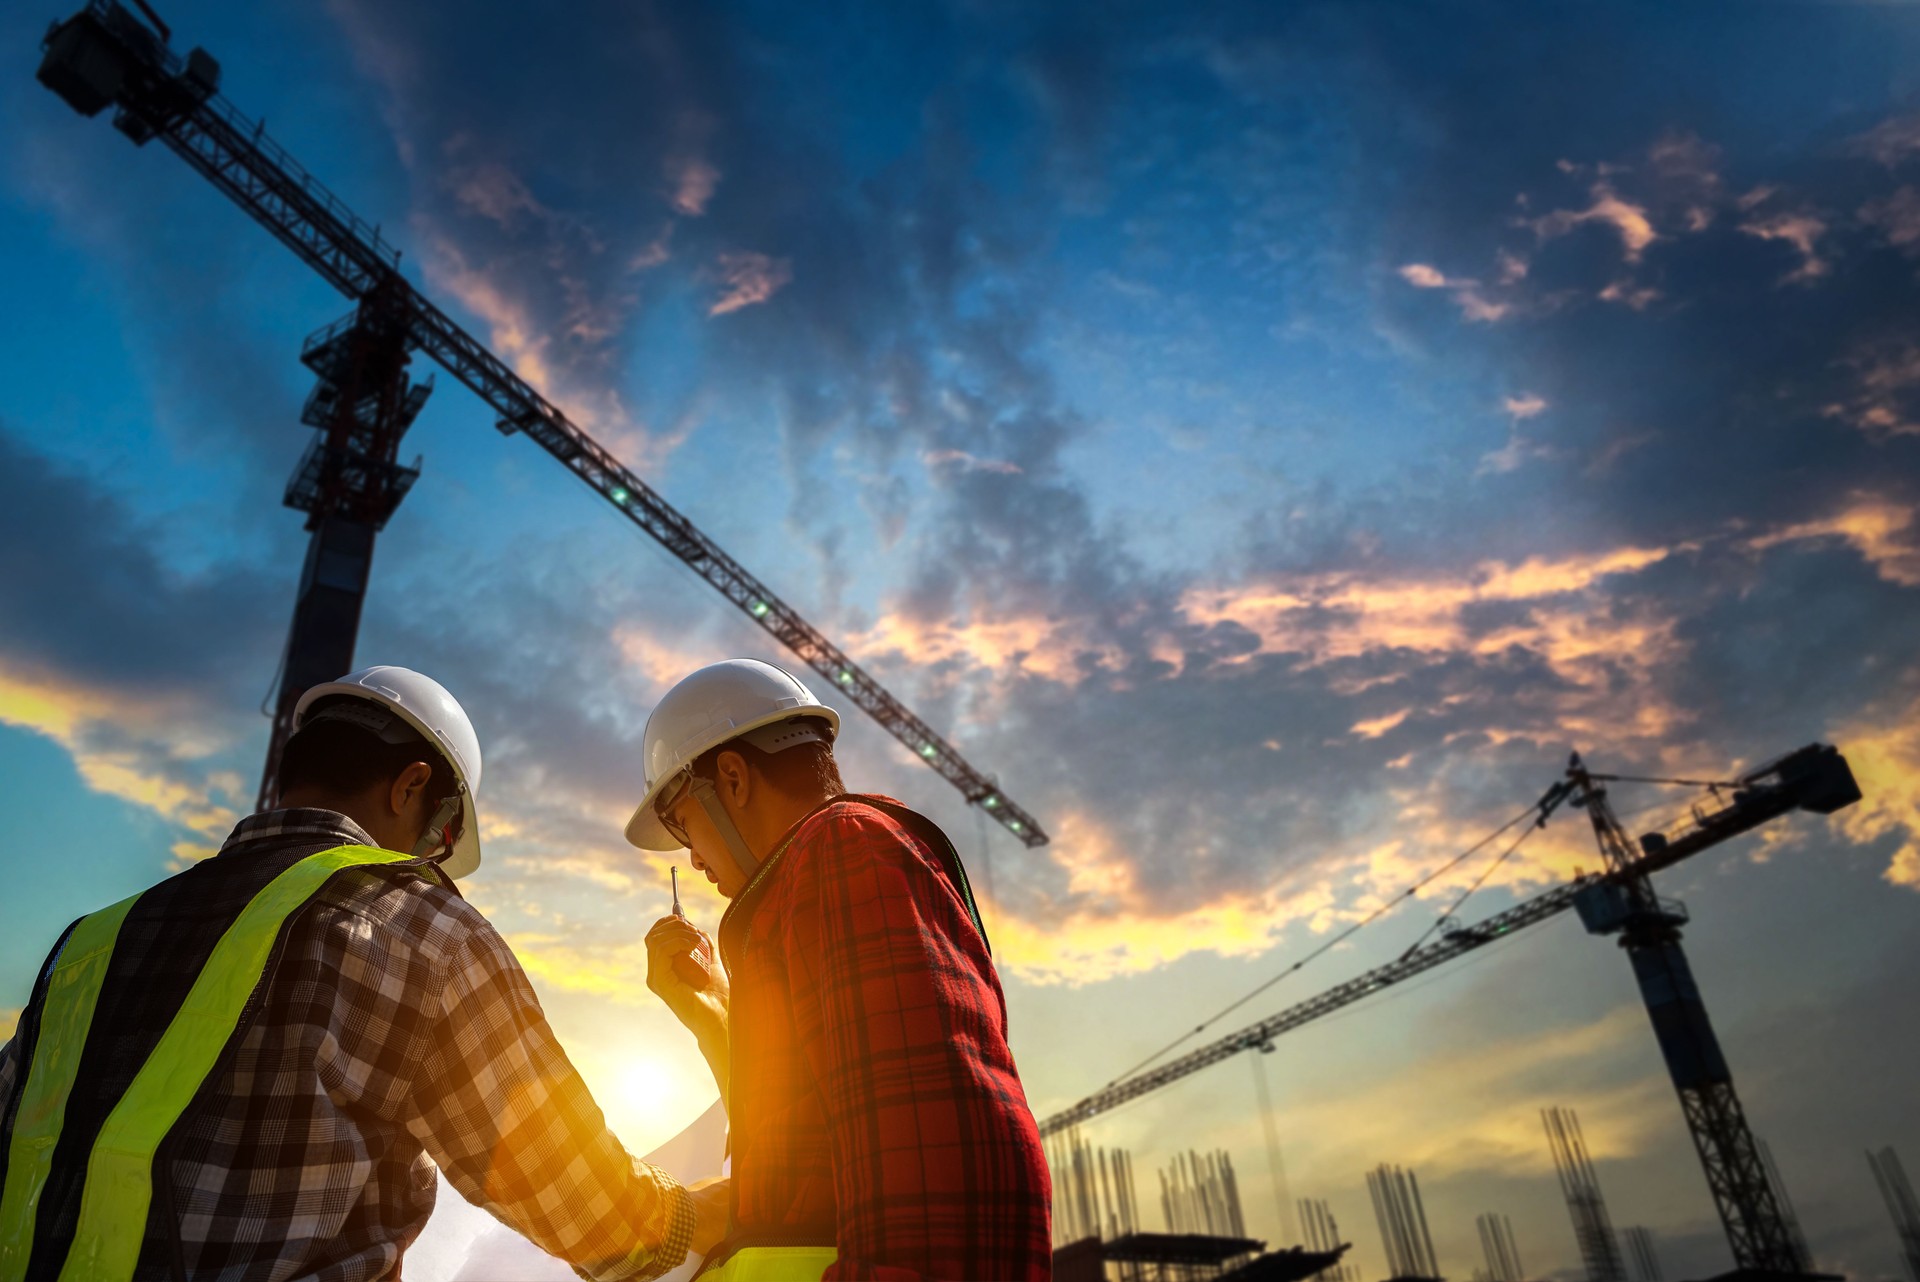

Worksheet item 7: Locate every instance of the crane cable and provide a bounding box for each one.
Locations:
[1098,789,1561,1091]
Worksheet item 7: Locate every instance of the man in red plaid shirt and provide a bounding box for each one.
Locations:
[629,660,1052,1281]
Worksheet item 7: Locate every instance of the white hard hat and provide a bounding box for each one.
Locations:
[625,658,840,851]
[293,665,485,879]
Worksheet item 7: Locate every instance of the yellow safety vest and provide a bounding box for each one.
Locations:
[695,1244,837,1282]
[0,844,412,1282]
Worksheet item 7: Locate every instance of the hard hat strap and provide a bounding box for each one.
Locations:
[410,791,464,864]
[688,773,760,879]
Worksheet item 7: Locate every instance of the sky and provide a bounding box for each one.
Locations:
[3,1,1920,1277]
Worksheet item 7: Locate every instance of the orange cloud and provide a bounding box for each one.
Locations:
[709,251,793,316]
[1530,183,1657,262]
[986,810,1347,985]
[1745,496,1920,587]
[1738,210,1830,284]
[1830,689,1920,890]
[847,611,1126,688]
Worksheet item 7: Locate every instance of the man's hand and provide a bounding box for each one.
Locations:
[686,1176,731,1256]
[645,916,730,1048]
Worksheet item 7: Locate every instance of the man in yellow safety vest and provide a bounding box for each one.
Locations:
[0,665,727,1281]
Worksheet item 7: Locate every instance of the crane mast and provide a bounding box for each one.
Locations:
[1566,755,1814,1275]
[36,0,1050,846]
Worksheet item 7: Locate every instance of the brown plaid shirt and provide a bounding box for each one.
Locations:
[0,809,693,1282]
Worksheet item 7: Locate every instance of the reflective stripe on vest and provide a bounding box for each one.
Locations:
[696,1245,836,1282]
[0,844,411,1282]
[0,893,140,1277]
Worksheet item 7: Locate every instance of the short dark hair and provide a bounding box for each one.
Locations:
[279,715,457,805]
[692,717,844,800]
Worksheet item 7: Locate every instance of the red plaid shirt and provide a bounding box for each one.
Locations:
[717,796,1052,1281]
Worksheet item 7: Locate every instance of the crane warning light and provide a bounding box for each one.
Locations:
[750,600,771,618]
[983,796,1000,809]
[609,486,629,505]
[920,744,938,759]
[1009,820,1024,834]
[837,670,854,685]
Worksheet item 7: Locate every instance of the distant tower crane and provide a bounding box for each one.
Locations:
[1038,742,1862,1281]
[34,0,1049,844]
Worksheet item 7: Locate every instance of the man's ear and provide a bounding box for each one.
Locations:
[715,749,752,809]
[388,761,434,817]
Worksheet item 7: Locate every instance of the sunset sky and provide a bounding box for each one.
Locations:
[4,1,1920,1277]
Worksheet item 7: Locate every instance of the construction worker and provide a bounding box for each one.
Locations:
[632,659,1052,1281]
[0,665,727,1281]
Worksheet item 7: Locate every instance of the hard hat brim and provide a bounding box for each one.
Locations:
[624,703,841,851]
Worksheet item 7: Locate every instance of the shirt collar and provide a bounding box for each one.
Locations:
[219,808,383,858]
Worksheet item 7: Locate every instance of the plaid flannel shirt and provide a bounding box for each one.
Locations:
[720,797,1052,1281]
[0,809,693,1282]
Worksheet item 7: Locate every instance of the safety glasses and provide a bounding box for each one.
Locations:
[654,774,693,847]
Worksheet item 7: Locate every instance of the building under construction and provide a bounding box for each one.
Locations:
[1049,1131,1350,1282]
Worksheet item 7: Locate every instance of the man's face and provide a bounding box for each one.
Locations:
[658,779,750,898]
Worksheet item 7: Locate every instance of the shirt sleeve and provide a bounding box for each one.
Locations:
[404,916,695,1282]
[780,807,993,1280]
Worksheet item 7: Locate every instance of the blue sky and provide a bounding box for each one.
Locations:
[4,1,1920,1277]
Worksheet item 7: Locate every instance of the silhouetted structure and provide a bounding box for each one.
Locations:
[1543,1108,1626,1282]
[1869,1148,1920,1282]
[1367,1165,1441,1282]
[1477,1213,1523,1282]
[1162,1150,1248,1240]
[1621,1227,1663,1282]
[1568,753,1855,1276]
[1301,1199,1357,1282]
[1757,1141,1813,1272]
[1049,1128,1143,1247]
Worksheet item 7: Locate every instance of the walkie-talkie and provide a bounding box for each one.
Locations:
[670,867,713,990]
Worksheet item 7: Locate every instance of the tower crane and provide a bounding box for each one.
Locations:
[33,0,1049,846]
[1038,743,1862,1278]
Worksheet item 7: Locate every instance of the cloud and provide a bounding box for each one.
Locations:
[922,448,1024,475]
[1830,686,1920,891]
[1396,262,1510,322]
[1529,183,1657,263]
[1860,186,1920,252]
[1851,113,1920,169]
[1738,208,1830,285]
[1821,345,1920,443]
[707,251,793,316]
[1744,494,1920,587]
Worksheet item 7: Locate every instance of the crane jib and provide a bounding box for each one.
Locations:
[35,0,1049,849]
